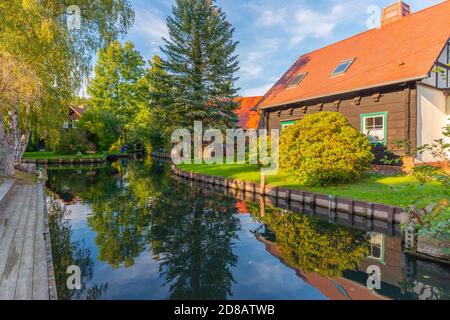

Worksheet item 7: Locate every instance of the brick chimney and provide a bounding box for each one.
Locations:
[381,1,411,26]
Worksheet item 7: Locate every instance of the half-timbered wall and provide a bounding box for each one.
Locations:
[421,39,450,89]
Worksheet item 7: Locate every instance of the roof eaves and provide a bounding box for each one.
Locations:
[259,75,428,110]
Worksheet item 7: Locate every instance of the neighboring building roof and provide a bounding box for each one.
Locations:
[259,1,450,109]
[69,105,88,117]
[235,96,263,129]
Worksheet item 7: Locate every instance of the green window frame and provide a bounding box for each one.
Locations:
[280,120,297,130]
[360,112,388,146]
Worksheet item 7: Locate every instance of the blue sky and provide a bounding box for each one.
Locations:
[123,0,444,97]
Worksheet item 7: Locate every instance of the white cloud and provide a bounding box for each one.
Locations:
[241,82,273,97]
[289,4,348,45]
[132,8,169,44]
[256,8,287,27]
[240,38,280,79]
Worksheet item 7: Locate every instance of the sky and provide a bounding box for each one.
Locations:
[122,0,444,97]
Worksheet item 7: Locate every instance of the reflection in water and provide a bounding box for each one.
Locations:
[47,199,108,300]
[46,159,450,300]
[248,204,370,278]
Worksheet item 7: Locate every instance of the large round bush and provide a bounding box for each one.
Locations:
[280,112,374,186]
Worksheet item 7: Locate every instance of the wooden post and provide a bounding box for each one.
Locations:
[260,195,266,218]
[261,174,266,195]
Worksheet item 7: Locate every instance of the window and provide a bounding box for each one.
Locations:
[368,233,385,263]
[287,73,307,88]
[63,121,69,129]
[281,120,297,130]
[72,120,79,129]
[360,112,388,146]
[331,58,355,76]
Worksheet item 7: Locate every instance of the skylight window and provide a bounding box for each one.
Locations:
[331,58,355,76]
[287,73,307,88]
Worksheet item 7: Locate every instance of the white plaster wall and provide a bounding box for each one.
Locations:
[421,42,449,89]
[416,84,449,162]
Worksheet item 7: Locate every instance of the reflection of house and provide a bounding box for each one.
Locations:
[64,105,88,129]
[255,233,387,300]
[234,96,262,130]
[235,201,250,214]
[258,1,450,163]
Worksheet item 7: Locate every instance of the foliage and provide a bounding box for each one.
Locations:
[417,121,450,163]
[279,112,374,186]
[79,109,120,151]
[55,129,90,155]
[409,199,450,241]
[126,55,167,151]
[87,41,148,127]
[410,165,441,185]
[160,0,240,131]
[0,0,135,172]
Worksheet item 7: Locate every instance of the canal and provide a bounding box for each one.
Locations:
[45,159,450,300]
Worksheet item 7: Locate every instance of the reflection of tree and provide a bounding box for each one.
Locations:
[48,159,241,299]
[147,183,241,300]
[46,164,120,204]
[85,160,160,269]
[48,198,108,300]
[248,203,369,278]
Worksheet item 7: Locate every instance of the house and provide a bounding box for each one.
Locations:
[64,105,88,129]
[258,1,450,163]
[234,96,262,130]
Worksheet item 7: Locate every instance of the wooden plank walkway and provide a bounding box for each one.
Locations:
[0,183,56,300]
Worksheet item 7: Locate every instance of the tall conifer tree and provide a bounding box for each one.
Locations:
[161,0,240,130]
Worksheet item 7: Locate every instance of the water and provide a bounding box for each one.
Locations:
[45,159,450,300]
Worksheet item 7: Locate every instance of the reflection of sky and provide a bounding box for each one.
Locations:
[230,214,326,300]
[64,200,326,300]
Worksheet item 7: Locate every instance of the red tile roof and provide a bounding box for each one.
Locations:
[235,96,263,129]
[259,1,450,109]
[69,105,87,116]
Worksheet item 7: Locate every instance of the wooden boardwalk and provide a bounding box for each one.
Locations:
[0,182,56,300]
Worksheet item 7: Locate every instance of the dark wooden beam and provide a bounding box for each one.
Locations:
[436,61,450,69]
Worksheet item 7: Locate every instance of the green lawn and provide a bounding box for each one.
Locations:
[23,151,127,160]
[178,163,446,207]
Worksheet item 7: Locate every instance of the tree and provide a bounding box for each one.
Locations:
[0,0,134,176]
[79,109,120,151]
[127,55,171,151]
[160,0,240,131]
[88,41,147,130]
[0,53,42,176]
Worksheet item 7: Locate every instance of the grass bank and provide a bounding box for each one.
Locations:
[178,163,446,208]
[23,151,124,161]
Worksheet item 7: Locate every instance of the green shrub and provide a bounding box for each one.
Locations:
[55,129,90,155]
[79,109,120,151]
[280,112,374,186]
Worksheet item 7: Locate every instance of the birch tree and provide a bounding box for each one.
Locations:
[0,0,134,176]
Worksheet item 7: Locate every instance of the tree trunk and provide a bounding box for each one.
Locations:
[0,112,14,177]
[0,104,29,177]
